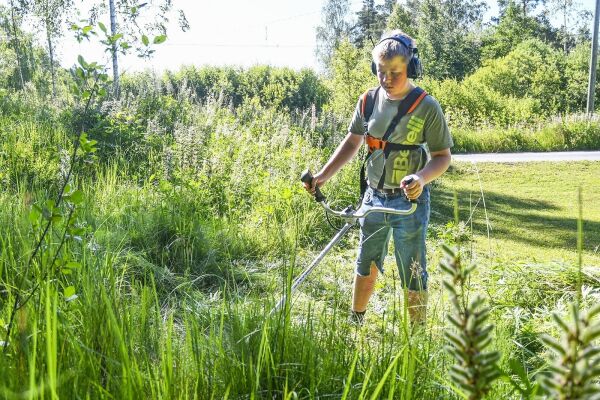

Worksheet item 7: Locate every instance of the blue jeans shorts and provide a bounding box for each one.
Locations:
[355,186,430,291]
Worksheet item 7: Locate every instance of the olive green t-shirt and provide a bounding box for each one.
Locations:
[348,87,453,189]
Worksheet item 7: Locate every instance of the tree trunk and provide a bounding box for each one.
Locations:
[45,18,56,97]
[8,0,25,89]
[563,8,568,54]
[109,0,119,98]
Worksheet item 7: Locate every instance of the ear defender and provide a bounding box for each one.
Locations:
[370,61,378,75]
[371,35,423,79]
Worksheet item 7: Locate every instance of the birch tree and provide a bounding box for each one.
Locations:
[94,0,188,98]
[549,0,592,53]
[315,0,351,73]
[32,0,73,97]
[6,0,27,89]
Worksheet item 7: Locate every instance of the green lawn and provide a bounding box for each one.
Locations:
[433,161,600,266]
[306,160,600,295]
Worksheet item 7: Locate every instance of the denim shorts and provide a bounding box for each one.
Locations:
[355,185,430,291]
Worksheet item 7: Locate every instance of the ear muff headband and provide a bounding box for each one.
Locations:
[371,35,423,79]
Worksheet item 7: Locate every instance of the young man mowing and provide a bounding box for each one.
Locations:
[304,30,453,326]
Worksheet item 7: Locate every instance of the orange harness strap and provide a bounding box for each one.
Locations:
[364,89,428,153]
[366,135,386,151]
[360,90,369,119]
[407,90,428,114]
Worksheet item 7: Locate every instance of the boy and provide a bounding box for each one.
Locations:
[304,30,453,326]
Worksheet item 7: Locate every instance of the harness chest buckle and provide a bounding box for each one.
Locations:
[366,135,386,152]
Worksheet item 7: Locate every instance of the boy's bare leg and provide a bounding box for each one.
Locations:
[352,262,379,312]
[407,290,428,326]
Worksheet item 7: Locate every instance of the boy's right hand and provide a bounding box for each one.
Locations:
[303,172,326,196]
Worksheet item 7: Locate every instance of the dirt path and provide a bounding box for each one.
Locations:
[452,151,600,163]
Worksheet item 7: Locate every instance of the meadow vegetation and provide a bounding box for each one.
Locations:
[1,73,600,398]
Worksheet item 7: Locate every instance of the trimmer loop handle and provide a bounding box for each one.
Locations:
[301,169,417,219]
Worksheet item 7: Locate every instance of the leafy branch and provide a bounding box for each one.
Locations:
[1,15,169,351]
[2,43,103,351]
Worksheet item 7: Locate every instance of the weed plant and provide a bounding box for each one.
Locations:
[440,245,501,399]
[538,303,600,399]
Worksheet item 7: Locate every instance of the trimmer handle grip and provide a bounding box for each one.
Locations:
[301,169,326,203]
[402,177,417,204]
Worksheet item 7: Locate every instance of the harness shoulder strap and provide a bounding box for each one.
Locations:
[360,87,380,130]
[365,87,428,153]
[381,86,427,142]
[359,86,380,201]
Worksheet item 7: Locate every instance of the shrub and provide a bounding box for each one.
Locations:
[564,43,595,113]
[466,39,566,117]
[423,77,540,128]
[325,39,377,116]
[0,115,67,190]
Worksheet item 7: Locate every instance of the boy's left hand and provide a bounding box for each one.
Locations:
[401,175,423,200]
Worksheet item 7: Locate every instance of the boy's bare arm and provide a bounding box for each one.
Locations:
[402,148,451,200]
[307,132,363,191]
[417,148,452,184]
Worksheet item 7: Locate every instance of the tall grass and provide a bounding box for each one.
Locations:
[0,99,448,398]
[452,117,600,153]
